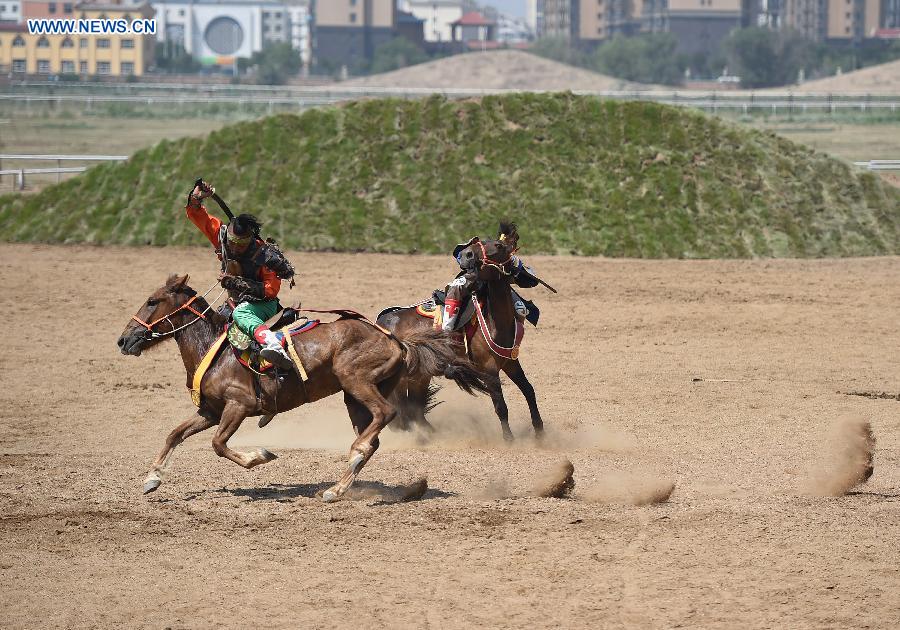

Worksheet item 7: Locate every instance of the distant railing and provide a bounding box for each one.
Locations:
[0,153,127,189]
[854,160,900,171]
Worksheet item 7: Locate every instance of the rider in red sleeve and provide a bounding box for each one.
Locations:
[186,180,295,369]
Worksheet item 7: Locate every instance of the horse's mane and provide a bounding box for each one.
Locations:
[497,220,518,241]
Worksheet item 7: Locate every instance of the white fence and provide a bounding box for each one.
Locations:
[0,153,128,189]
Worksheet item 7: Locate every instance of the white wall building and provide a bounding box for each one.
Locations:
[152,0,289,66]
[0,0,22,22]
[400,0,466,42]
[283,0,310,67]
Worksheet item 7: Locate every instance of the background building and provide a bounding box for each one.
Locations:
[153,0,289,67]
[0,2,154,75]
[0,0,22,22]
[400,0,468,42]
[312,0,396,68]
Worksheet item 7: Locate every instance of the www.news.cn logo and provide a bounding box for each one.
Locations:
[27,19,157,35]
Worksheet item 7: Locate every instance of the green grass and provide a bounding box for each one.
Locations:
[1,93,898,257]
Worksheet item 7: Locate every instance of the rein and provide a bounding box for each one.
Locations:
[472,295,524,361]
[131,282,226,340]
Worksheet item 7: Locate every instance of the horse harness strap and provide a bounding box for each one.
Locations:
[132,294,207,334]
[473,297,524,361]
[190,332,229,407]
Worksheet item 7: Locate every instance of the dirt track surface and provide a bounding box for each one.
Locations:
[2,244,900,629]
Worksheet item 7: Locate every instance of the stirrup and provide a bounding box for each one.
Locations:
[260,346,292,369]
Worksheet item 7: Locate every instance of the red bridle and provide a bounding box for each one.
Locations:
[475,238,518,275]
[131,293,208,339]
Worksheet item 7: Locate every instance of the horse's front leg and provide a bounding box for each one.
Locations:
[143,411,217,494]
[489,379,514,442]
[211,402,278,469]
[503,361,544,437]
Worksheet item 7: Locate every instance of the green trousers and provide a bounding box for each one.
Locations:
[232,299,280,337]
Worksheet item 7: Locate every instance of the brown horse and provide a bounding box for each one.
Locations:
[377,229,546,441]
[117,274,496,502]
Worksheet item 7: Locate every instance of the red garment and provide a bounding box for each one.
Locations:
[185,203,280,299]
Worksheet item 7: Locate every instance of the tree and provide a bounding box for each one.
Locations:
[239,42,302,85]
[529,36,591,68]
[593,34,682,86]
[368,37,429,75]
[154,41,201,74]
[722,28,816,88]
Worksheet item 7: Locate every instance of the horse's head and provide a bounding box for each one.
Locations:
[461,221,520,282]
[117,274,195,356]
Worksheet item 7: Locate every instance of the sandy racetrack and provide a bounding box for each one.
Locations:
[2,244,900,628]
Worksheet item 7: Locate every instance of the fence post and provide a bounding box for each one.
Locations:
[57,159,61,183]
[18,169,24,191]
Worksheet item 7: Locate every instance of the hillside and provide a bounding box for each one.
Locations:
[1,93,898,257]
[342,50,656,91]
[791,58,900,93]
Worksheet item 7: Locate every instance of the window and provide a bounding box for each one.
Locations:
[12,59,25,73]
[274,12,281,17]
[121,38,134,48]
[350,0,357,4]
[61,60,75,73]
[121,61,134,75]
[846,11,850,17]
[63,3,72,12]
[79,37,87,48]
[274,24,281,31]
[97,38,110,48]
[48,2,56,13]
[179,8,185,16]
[263,23,270,32]
[263,11,270,17]
[123,12,131,22]
[37,36,50,48]
[61,37,74,48]
[349,12,356,22]
[97,61,110,74]
[79,60,88,73]
[0,5,6,12]
[13,35,25,47]
[38,60,50,74]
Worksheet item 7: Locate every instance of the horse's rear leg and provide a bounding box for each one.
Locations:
[407,376,437,435]
[323,374,400,503]
[143,411,217,494]
[211,402,278,469]
[503,361,544,437]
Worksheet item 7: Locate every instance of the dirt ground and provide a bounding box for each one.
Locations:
[2,243,900,629]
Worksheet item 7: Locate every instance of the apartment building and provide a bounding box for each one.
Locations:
[313,0,395,67]
[0,2,154,75]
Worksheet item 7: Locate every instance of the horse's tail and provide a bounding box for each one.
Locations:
[396,329,498,396]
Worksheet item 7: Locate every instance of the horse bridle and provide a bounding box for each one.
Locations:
[474,238,518,276]
[131,282,225,340]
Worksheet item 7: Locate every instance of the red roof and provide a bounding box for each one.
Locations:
[452,11,495,27]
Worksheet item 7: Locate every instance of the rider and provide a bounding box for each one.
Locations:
[441,225,538,333]
[185,180,295,369]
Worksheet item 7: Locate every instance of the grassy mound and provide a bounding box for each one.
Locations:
[1,93,898,257]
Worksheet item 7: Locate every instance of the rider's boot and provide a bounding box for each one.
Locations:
[441,298,461,333]
[254,325,292,369]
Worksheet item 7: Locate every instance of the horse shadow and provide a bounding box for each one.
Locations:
[196,480,455,504]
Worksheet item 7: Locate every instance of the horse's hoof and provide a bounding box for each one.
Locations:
[502,429,514,443]
[258,414,275,428]
[322,489,340,503]
[143,478,162,494]
[256,447,278,463]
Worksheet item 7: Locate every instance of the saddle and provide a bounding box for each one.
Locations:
[219,302,318,373]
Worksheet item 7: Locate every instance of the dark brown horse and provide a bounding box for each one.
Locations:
[117,274,496,502]
[377,228,546,441]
